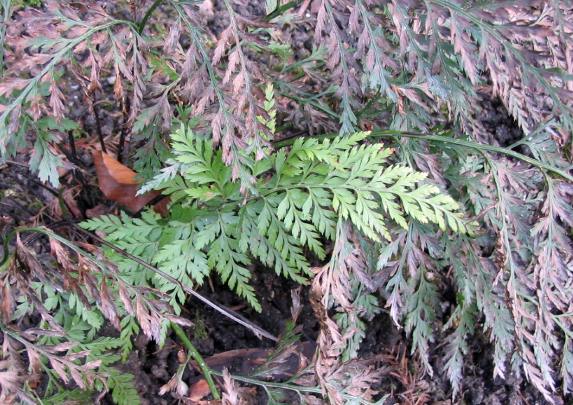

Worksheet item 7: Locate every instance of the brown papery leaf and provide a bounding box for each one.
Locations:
[99,280,120,330]
[93,151,167,214]
[188,378,211,402]
[118,283,134,316]
[222,368,240,405]
[0,278,14,323]
[48,359,69,384]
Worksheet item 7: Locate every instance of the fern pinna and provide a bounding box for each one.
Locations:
[82,124,469,314]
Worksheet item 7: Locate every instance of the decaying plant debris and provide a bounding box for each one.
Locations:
[0,0,572,404]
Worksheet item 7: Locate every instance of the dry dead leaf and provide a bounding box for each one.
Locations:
[188,378,212,402]
[222,368,240,405]
[0,278,14,323]
[186,343,314,403]
[92,151,168,214]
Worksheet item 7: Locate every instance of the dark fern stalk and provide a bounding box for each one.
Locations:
[137,0,164,33]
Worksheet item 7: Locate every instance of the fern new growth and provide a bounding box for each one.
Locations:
[82,125,468,313]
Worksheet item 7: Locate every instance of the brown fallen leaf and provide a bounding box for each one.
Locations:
[188,379,212,402]
[187,342,314,403]
[201,342,315,377]
[92,151,168,214]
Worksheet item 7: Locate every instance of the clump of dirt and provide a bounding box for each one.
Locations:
[476,91,524,147]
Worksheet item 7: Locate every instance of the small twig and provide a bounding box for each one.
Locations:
[0,200,36,217]
[2,161,79,218]
[2,162,60,197]
[117,97,131,163]
[91,95,107,153]
[67,131,78,162]
[171,323,221,400]
[71,224,278,342]
[137,0,164,33]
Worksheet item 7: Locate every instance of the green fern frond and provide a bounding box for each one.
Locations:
[207,213,260,311]
[107,368,140,405]
[83,126,467,313]
[153,225,209,313]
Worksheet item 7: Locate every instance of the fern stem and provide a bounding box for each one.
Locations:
[171,323,221,400]
[273,130,573,182]
[370,131,573,183]
[209,370,371,403]
[137,0,164,33]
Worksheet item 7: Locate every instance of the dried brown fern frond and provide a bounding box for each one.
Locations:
[310,220,385,403]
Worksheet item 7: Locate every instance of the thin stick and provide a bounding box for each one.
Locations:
[273,129,573,182]
[138,0,164,33]
[1,224,278,341]
[117,97,130,163]
[67,131,78,162]
[171,323,221,400]
[1,161,80,217]
[71,224,278,342]
[2,162,59,197]
[91,95,107,153]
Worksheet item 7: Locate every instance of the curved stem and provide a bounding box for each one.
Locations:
[138,0,164,33]
[273,129,573,182]
[171,322,221,400]
[209,370,372,404]
[370,130,573,182]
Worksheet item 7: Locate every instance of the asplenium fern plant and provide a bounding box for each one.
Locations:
[3,0,571,402]
[82,122,469,313]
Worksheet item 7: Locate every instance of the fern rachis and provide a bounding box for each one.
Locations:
[82,126,469,312]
